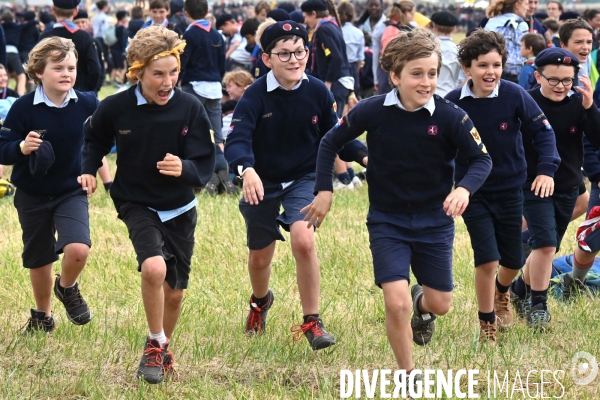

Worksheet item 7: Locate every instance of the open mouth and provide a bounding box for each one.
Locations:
[482,78,495,84]
[579,53,589,60]
[286,66,300,72]
[158,89,171,100]
[416,90,430,96]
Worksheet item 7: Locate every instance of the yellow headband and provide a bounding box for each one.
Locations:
[126,41,187,79]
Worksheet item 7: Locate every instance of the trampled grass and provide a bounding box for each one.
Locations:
[1,156,599,399]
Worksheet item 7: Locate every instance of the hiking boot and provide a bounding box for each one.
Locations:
[204,173,220,196]
[245,290,274,334]
[494,287,513,329]
[509,284,530,319]
[53,275,91,325]
[290,316,336,350]
[479,319,497,345]
[561,274,589,301]
[410,284,436,346]
[137,337,169,384]
[162,349,175,380]
[22,309,55,335]
[527,303,552,331]
[217,170,239,195]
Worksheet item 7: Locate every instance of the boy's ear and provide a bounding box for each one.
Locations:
[389,70,401,87]
[262,51,273,69]
[534,70,542,85]
[560,41,567,49]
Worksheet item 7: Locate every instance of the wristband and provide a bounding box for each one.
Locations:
[19,140,24,154]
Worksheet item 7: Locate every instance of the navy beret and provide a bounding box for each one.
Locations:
[535,47,580,72]
[73,9,88,20]
[260,20,308,51]
[277,2,296,13]
[267,9,290,22]
[216,13,235,29]
[29,141,55,178]
[290,10,305,24]
[559,11,580,21]
[301,0,327,13]
[430,11,458,27]
[23,11,36,21]
[53,0,81,10]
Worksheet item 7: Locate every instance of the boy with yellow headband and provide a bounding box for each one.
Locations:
[79,26,216,384]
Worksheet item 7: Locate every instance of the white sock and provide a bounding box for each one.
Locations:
[149,329,167,346]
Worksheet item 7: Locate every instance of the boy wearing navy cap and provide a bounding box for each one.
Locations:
[0,37,98,334]
[430,11,465,97]
[445,29,559,343]
[511,47,600,329]
[304,28,491,372]
[38,0,101,92]
[225,21,368,351]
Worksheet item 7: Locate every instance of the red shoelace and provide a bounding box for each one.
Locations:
[290,319,324,342]
[143,345,164,367]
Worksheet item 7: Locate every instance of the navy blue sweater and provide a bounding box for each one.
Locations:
[445,80,560,192]
[180,22,225,84]
[0,91,98,196]
[583,137,600,182]
[315,94,492,212]
[523,89,600,192]
[225,75,366,184]
[2,21,20,47]
[359,49,374,91]
[18,19,39,54]
[0,24,6,68]
[307,20,351,83]
[127,19,144,39]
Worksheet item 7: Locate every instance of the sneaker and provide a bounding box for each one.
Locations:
[356,169,367,182]
[351,176,363,188]
[290,316,336,350]
[561,273,589,301]
[22,309,55,335]
[137,337,169,384]
[333,178,353,191]
[509,284,530,319]
[204,173,220,196]
[245,290,274,334]
[479,319,497,345]
[53,275,92,325]
[162,349,175,380]
[527,303,552,331]
[494,288,513,329]
[217,170,239,195]
[410,284,436,346]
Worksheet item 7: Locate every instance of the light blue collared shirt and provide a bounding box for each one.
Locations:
[460,79,501,99]
[383,89,436,115]
[266,71,309,92]
[134,84,175,105]
[342,22,365,64]
[33,85,78,108]
[135,85,194,221]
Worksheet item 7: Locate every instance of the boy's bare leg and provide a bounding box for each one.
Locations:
[523,247,555,290]
[290,222,319,315]
[29,263,53,316]
[59,243,89,287]
[248,242,276,299]
[382,280,414,370]
[475,262,497,313]
[162,283,183,338]
[141,256,166,334]
[420,286,452,316]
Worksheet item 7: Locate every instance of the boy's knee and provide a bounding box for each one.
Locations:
[141,257,167,284]
[63,243,89,263]
[291,231,315,257]
[385,297,412,320]
[165,289,184,306]
[534,246,556,256]
[427,298,452,316]
[248,250,273,270]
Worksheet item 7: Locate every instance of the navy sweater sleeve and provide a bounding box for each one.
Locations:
[317,24,346,83]
[582,103,600,149]
[514,86,560,177]
[0,125,26,165]
[583,137,600,182]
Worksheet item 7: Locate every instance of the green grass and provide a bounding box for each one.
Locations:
[0,157,599,398]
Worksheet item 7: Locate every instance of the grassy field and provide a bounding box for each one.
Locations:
[0,78,599,398]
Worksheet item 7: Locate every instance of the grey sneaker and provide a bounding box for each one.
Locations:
[53,275,91,325]
[291,316,336,350]
[410,284,436,346]
[22,309,55,335]
[509,284,530,319]
[527,303,552,331]
[137,337,169,384]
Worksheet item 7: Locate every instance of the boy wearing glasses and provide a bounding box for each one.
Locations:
[511,47,600,330]
[225,21,367,350]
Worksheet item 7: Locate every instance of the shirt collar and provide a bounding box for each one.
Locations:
[383,88,435,115]
[460,79,501,99]
[266,70,309,92]
[33,85,78,108]
[135,84,175,105]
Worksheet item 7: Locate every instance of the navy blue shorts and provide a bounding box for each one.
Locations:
[239,173,315,250]
[523,188,578,251]
[119,202,196,290]
[462,189,524,270]
[367,207,455,292]
[14,188,91,269]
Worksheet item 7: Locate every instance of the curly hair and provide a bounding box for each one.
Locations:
[486,0,524,18]
[380,27,441,78]
[25,36,78,86]
[127,25,183,78]
[457,28,508,68]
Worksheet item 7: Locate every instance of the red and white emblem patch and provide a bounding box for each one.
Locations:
[570,126,577,134]
[283,23,292,31]
[428,125,438,136]
[312,115,318,124]
[564,56,571,64]
[500,122,508,131]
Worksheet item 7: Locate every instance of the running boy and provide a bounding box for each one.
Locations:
[224,21,368,351]
[0,37,97,333]
[445,29,559,343]
[303,28,491,372]
[511,47,600,330]
[79,26,215,383]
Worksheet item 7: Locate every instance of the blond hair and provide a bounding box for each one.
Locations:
[388,1,414,26]
[380,27,441,78]
[256,18,277,50]
[486,0,524,18]
[127,25,183,78]
[223,70,254,88]
[26,37,78,86]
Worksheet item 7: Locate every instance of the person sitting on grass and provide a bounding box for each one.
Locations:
[303,28,491,385]
[79,25,215,384]
[0,36,98,334]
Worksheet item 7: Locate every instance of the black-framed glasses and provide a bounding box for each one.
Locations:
[269,48,308,62]
[539,72,575,87]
